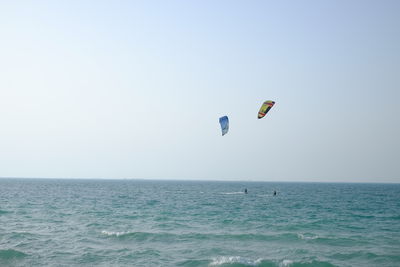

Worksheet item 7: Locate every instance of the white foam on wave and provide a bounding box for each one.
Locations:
[209,256,262,266]
[297,233,319,240]
[101,230,128,237]
[221,192,244,195]
[279,259,293,267]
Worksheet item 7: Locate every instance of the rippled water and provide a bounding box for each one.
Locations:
[0,179,399,266]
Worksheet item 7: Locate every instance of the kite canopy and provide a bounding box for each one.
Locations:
[258,100,275,119]
[219,116,229,136]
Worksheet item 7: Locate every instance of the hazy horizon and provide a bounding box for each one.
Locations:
[0,177,399,184]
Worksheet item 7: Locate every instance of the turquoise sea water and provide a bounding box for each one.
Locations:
[0,179,399,267]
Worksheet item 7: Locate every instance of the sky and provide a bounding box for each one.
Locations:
[0,0,399,182]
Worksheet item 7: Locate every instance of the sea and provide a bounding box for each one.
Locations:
[0,179,399,267]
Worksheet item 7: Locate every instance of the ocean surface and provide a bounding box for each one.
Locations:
[0,179,399,267]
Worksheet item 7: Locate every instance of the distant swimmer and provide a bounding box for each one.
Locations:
[244,188,248,194]
[273,190,277,196]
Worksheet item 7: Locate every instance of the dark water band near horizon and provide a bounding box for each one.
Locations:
[0,179,399,267]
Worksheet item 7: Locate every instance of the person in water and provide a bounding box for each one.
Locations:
[244,188,248,194]
[273,190,277,196]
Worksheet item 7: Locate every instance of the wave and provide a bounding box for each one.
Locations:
[101,230,301,242]
[101,230,131,237]
[0,210,10,215]
[389,215,400,220]
[0,249,28,260]
[330,251,378,261]
[280,260,296,267]
[329,251,400,263]
[208,257,335,267]
[221,192,245,195]
[101,230,170,241]
[310,236,365,247]
[8,231,40,239]
[209,256,263,266]
[101,230,368,248]
[296,233,367,247]
[285,259,336,267]
[297,233,319,240]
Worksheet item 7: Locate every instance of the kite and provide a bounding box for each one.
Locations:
[219,116,229,136]
[258,100,275,119]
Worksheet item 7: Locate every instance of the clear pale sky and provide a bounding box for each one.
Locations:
[1,1,399,182]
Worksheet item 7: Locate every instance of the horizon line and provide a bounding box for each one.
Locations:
[0,177,398,184]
